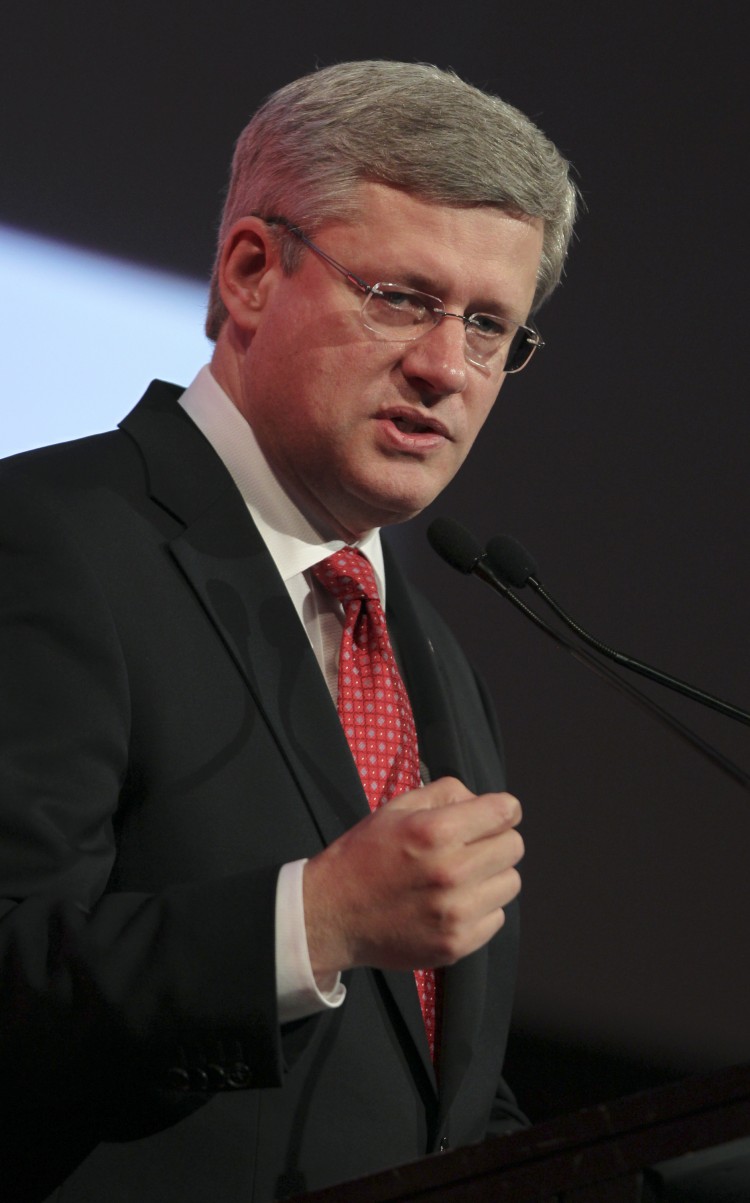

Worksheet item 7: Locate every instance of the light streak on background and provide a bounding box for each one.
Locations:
[0,225,210,457]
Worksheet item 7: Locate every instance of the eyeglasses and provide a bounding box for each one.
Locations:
[266,217,544,373]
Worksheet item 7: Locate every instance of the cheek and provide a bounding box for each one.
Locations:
[302,346,385,428]
[280,364,361,459]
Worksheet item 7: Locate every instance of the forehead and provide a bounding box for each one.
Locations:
[316,182,544,312]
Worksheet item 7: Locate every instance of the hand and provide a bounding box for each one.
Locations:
[303,777,523,983]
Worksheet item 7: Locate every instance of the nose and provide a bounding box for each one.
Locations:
[399,313,468,398]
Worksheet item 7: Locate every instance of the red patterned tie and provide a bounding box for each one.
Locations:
[312,548,440,1061]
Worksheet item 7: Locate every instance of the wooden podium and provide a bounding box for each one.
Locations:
[293,1062,750,1201]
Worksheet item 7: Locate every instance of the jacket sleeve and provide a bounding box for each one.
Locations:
[0,468,283,1113]
[486,1078,529,1135]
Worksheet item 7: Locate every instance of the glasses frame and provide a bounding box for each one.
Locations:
[264,216,544,374]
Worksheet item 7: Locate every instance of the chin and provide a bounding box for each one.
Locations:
[333,461,451,533]
[354,492,437,532]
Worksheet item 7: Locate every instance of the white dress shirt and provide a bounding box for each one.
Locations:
[179,365,385,1022]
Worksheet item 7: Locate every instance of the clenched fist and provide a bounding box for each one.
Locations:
[303,776,523,984]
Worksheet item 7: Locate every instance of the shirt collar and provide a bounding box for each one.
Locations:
[177,366,386,600]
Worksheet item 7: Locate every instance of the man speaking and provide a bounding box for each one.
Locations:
[0,60,576,1201]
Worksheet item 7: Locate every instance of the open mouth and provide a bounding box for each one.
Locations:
[391,415,435,435]
[384,411,449,439]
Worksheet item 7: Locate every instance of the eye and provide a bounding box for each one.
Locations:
[467,313,512,339]
[374,287,427,313]
[368,286,432,327]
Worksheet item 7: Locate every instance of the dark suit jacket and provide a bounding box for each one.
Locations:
[0,381,523,1202]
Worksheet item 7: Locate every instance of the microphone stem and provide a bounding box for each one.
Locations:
[530,580,750,726]
[472,561,750,791]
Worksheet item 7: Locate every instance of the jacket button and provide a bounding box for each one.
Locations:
[206,1063,227,1090]
[439,1136,449,1153]
[165,1067,191,1092]
[226,1061,252,1089]
[190,1067,209,1092]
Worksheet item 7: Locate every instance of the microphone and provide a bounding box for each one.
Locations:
[426,518,574,640]
[485,535,539,588]
[426,516,484,574]
[485,535,750,726]
[427,517,750,790]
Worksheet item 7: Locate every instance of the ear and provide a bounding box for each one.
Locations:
[217,217,282,333]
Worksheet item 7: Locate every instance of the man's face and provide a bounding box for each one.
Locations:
[232,183,543,540]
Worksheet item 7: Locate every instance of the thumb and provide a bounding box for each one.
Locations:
[387,775,474,813]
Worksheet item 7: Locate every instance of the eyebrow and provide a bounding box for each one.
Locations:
[369,265,518,321]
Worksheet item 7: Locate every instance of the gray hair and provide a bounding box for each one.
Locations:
[205,60,578,340]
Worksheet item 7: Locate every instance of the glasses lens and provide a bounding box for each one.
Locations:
[504,325,543,373]
[361,284,541,373]
[362,285,437,337]
[464,314,511,366]
[503,327,531,373]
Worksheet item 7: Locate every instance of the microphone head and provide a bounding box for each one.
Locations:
[485,535,539,588]
[427,517,484,574]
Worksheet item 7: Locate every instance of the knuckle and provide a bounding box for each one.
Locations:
[412,809,452,851]
[496,791,522,825]
[403,811,434,850]
[503,866,522,901]
[432,807,458,841]
[440,775,464,792]
[425,894,463,936]
[509,830,525,863]
[427,860,457,891]
[424,894,451,929]
[432,931,464,965]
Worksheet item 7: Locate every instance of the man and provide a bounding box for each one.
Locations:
[0,61,576,1201]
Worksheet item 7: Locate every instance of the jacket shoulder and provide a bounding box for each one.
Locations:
[0,379,185,488]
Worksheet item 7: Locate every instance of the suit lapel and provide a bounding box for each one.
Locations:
[120,382,369,846]
[384,545,489,1107]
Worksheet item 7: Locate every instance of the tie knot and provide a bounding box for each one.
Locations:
[312,548,380,607]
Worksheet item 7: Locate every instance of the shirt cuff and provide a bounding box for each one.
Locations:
[275,858,346,1023]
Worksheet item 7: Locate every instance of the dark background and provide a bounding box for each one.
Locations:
[2,1,748,1122]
